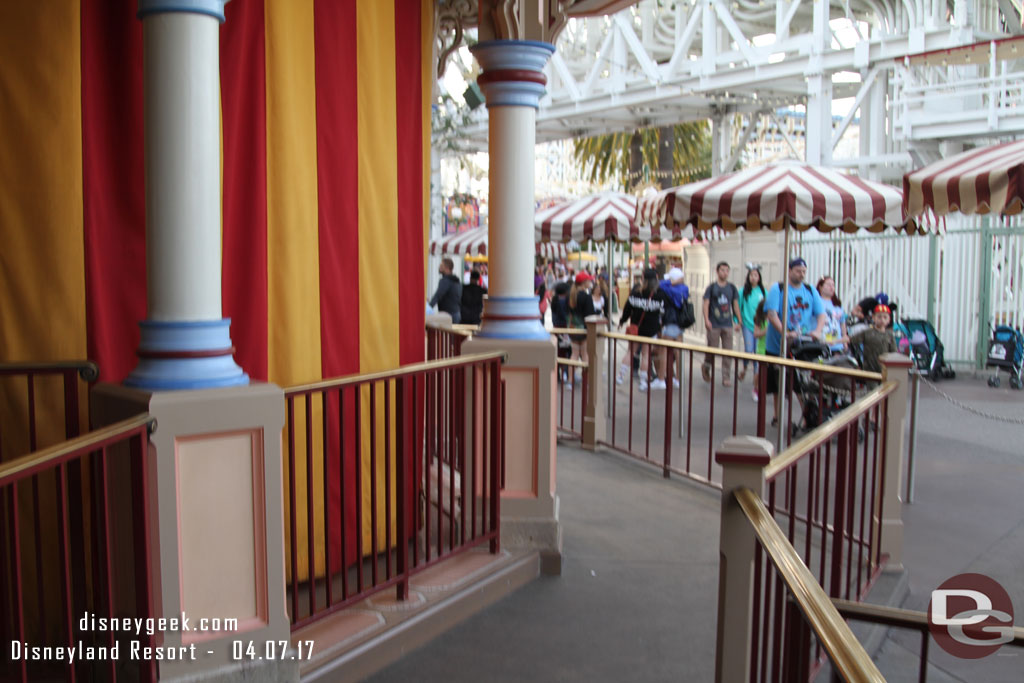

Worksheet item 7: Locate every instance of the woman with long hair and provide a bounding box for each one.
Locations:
[738,265,766,383]
[816,276,847,352]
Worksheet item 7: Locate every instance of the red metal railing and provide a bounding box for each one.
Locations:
[551,328,588,441]
[555,358,587,440]
[0,361,99,463]
[0,414,157,683]
[282,351,506,629]
[600,333,881,488]
[425,323,472,361]
[750,382,895,681]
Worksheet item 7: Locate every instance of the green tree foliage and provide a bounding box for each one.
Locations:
[572,122,712,189]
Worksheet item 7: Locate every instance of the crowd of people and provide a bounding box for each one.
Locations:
[430,254,901,404]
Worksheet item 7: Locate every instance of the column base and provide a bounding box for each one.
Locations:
[125,319,249,390]
[880,518,904,570]
[500,498,563,575]
[90,382,290,682]
[476,296,548,340]
[461,335,561,573]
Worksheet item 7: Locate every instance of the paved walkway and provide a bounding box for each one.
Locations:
[369,374,1024,682]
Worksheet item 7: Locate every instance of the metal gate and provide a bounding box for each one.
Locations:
[798,215,1024,367]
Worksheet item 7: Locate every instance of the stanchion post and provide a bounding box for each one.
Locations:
[583,316,608,450]
[715,435,774,683]
[879,353,911,570]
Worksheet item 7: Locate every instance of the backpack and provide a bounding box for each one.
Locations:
[680,299,696,329]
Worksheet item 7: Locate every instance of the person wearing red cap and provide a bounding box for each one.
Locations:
[848,303,897,373]
[567,271,597,379]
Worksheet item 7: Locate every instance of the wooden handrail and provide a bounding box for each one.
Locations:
[549,327,587,336]
[556,358,588,368]
[764,381,897,481]
[599,331,883,381]
[0,413,154,486]
[735,488,886,682]
[0,360,100,382]
[284,351,507,395]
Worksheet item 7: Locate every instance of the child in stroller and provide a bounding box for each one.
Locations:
[986,324,1024,390]
[788,336,860,430]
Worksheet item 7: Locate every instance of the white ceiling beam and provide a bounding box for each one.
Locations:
[665,3,703,78]
[612,13,662,84]
[831,64,883,150]
[711,0,764,65]
[580,27,615,98]
[550,51,582,101]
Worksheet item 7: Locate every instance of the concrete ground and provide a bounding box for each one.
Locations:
[368,370,1024,682]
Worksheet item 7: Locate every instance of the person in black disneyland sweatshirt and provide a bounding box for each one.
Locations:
[430,257,463,323]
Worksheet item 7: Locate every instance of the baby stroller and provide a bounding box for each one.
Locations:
[986,325,1024,390]
[896,319,956,380]
[788,337,860,430]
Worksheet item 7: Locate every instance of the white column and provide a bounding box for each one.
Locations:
[144,13,221,321]
[470,40,554,340]
[127,0,247,390]
[487,105,536,299]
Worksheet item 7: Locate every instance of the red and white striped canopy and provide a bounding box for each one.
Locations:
[637,162,918,235]
[534,191,645,242]
[903,139,1024,218]
[430,225,567,259]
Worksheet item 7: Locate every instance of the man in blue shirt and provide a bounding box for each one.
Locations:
[764,258,826,418]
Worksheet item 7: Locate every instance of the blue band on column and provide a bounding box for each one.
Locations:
[476,296,551,341]
[138,0,228,22]
[470,40,555,109]
[124,319,249,390]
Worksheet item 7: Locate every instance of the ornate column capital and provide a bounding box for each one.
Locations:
[469,40,554,109]
[138,0,228,22]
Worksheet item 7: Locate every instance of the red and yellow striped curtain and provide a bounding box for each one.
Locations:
[1,0,435,583]
[0,0,432,386]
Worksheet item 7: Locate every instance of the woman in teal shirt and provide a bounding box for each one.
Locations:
[738,265,765,381]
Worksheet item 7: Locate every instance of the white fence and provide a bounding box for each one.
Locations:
[798,216,1024,367]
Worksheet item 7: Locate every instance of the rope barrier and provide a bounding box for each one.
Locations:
[919,375,1024,425]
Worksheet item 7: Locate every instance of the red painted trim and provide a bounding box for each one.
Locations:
[82,0,147,384]
[477,69,547,86]
[221,0,269,381]
[395,0,424,365]
[136,347,235,359]
[714,451,771,466]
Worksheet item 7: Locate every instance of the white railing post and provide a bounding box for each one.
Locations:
[715,435,774,683]
[583,316,608,450]
[879,353,911,570]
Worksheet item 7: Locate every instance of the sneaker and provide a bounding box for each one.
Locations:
[722,378,732,388]
[616,372,625,385]
[738,367,747,382]
[650,378,667,390]
[639,380,649,392]
[751,389,759,403]
[701,364,712,382]
[672,378,681,388]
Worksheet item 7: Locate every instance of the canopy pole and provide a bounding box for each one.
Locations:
[776,224,792,452]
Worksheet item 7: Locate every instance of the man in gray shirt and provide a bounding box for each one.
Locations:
[702,261,741,386]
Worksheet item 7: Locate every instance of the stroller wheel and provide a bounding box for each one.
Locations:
[943,367,956,380]
[1010,376,1023,390]
[989,376,1001,388]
